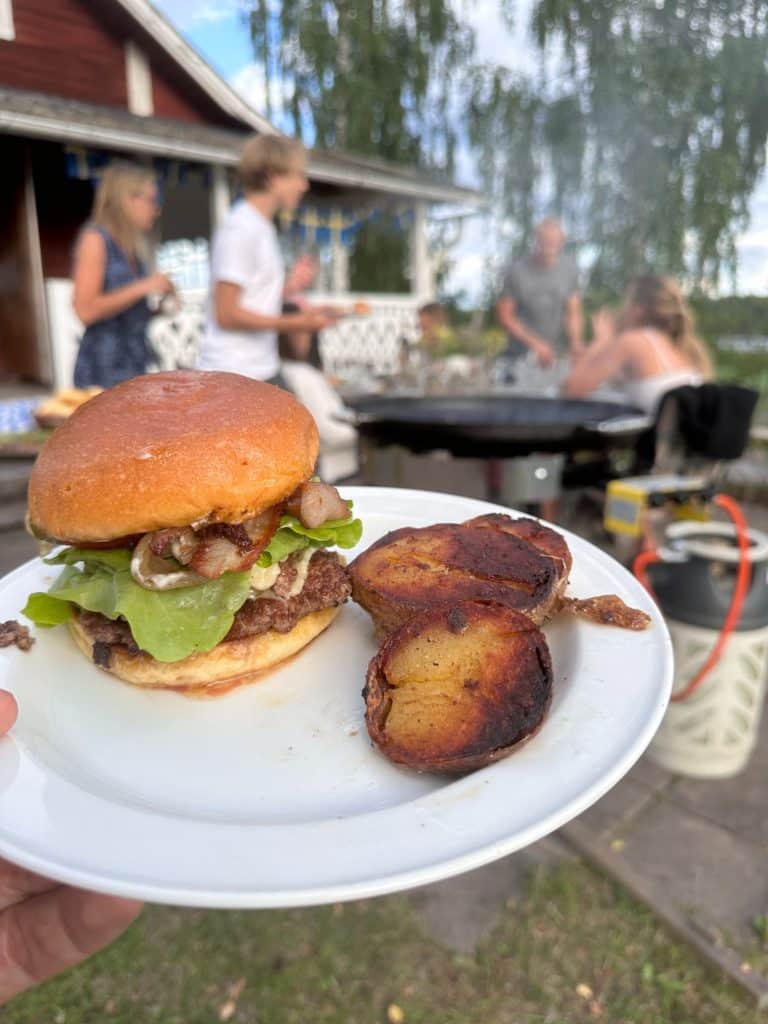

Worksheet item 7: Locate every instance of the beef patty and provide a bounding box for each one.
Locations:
[78,549,351,665]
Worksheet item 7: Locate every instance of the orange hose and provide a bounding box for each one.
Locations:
[670,494,752,701]
[632,494,752,702]
[633,548,663,594]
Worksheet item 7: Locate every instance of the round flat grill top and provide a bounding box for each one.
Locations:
[347,394,643,431]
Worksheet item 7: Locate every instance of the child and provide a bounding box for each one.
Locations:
[198,135,335,384]
[278,306,359,483]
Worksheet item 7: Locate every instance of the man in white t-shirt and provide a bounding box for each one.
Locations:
[198,135,335,384]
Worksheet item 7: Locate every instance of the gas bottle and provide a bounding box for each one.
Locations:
[647,521,768,778]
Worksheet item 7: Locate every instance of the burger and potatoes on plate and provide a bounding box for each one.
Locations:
[19,370,648,775]
[23,371,360,692]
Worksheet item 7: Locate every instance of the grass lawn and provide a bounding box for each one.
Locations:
[5,860,763,1024]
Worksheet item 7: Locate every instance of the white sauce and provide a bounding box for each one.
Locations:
[285,547,315,597]
[130,534,206,590]
[248,561,282,593]
[250,548,315,601]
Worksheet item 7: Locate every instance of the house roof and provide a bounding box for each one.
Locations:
[106,0,482,205]
[110,0,276,134]
[0,87,245,163]
[0,87,483,205]
[308,149,481,205]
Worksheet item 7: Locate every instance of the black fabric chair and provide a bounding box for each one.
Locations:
[632,383,759,475]
[561,383,759,559]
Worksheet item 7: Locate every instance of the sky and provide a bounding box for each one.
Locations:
[155,0,768,300]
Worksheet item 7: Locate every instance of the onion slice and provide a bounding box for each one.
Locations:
[130,534,208,590]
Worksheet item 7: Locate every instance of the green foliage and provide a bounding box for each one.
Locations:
[471,1,768,292]
[689,294,768,344]
[466,67,540,250]
[421,325,507,359]
[349,216,410,293]
[246,1,473,290]
[247,1,472,166]
[685,294,768,423]
[248,1,768,299]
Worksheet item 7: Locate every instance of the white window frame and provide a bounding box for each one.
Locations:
[0,0,15,41]
[125,40,153,116]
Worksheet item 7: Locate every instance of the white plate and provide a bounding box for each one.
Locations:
[0,487,672,908]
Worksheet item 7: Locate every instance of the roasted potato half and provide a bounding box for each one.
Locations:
[349,515,571,635]
[364,600,553,774]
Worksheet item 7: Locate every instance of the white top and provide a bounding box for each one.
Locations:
[281,361,358,483]
[623,329,702,415]
[198,200,283,381]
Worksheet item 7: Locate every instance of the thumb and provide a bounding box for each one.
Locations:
[0,691,17,735]
[0,887,141,1005]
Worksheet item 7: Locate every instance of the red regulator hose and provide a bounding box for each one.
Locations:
[632,494,752,702]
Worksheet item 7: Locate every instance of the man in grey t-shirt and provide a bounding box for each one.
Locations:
[496,218,583,367]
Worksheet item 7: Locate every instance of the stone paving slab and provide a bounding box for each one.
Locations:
[593,799,767,947]
[569,772,666,842]
[625,751,677,791]
[407,837,572,954]
[661,717,768,845]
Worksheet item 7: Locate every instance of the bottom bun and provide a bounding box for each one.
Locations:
[68,605,342,694]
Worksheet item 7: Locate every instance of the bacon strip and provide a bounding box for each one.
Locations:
[188,507,281,579]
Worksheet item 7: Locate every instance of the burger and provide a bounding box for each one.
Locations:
[22,371,361,694]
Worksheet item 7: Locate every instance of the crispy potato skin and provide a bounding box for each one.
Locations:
[364,601,553,774]
[464,514,573,577]
[349,516,571,634]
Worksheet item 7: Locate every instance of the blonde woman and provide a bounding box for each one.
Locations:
[72,162,174,388]
[563,275,713,414]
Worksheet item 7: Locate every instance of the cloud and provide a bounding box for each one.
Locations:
[442,211,498,304]
[155,0,245,30]
[229,61,296,132]
[230,62,270,115]
[735,237,768,294]
[462,0,538,74]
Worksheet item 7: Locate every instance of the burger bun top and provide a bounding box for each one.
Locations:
[28,371,320,543]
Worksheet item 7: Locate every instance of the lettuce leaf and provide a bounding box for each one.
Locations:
[23,591,75,626]
[22,503,363,662]
[23,550,251,663]
[46,547,133,572]
[256,511,363,567]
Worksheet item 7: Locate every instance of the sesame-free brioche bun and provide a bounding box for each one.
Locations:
[28,371,320,543]
[68,605,341,692]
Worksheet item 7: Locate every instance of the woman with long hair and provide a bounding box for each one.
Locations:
[563,274,713,414]
[72,162,175,388]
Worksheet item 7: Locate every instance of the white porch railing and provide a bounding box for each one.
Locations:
[311,293,421,375]
[45,280,421,387]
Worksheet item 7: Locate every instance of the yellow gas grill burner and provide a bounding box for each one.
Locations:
[604,474,713,537]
